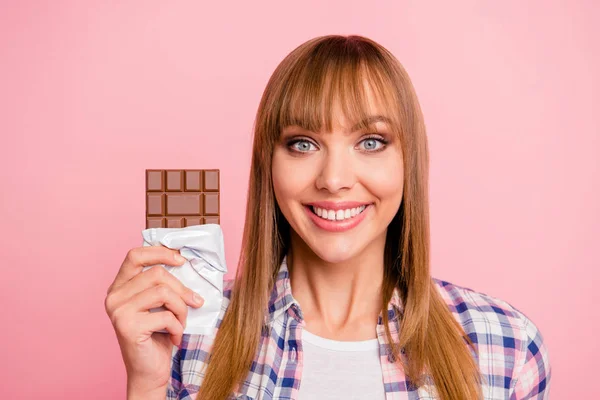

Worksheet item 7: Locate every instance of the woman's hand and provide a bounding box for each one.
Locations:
[104,246,205,397]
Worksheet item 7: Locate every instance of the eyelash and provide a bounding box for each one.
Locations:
[286,134,389,154]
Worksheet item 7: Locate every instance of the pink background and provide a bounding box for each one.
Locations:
[1,1,598,398]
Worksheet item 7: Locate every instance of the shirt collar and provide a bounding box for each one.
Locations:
[264,256,404,326]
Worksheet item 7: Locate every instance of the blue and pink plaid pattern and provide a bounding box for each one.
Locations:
[167,257,551,399]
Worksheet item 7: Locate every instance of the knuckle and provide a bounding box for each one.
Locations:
[151,264,166,279]
[155,283,170,298]
[104,294,114,315]
[125,248,139,265]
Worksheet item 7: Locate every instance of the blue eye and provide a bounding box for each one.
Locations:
[359,137,387,152]
[290,139,317,152]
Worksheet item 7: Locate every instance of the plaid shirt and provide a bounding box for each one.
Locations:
[167,257,551,399]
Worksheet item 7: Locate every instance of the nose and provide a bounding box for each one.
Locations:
[315,147,356,193]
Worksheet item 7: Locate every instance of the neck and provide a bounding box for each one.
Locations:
[287,230,386,340]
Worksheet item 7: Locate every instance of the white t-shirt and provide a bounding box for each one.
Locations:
[297,329,386,399]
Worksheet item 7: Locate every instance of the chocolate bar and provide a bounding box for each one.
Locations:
[146,169,220,228]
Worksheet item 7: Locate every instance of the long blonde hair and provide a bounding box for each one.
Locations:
[198,34,482,400]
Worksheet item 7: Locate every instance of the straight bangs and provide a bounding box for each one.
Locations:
[266,39,407,149]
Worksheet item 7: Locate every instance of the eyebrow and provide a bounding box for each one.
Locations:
[285,115,392,133]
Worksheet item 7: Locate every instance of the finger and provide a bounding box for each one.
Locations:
[106,263,204,312]
[131,283,190,329]
[143,311,184,346]
[109,245,186,293]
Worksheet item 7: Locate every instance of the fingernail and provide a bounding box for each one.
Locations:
[174,254,185,263]
[193,293,204,305]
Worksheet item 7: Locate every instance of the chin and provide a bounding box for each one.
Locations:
[305,238,361,265]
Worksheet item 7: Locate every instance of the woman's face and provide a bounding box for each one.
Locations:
[272,87,404,264]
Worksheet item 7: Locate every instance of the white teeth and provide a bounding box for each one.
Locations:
[311,205,367,221]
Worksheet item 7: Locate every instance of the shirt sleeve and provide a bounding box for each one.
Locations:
[510,315,552,399]
[166,343,183,399]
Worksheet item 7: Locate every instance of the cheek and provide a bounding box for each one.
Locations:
[271,150,311,206]
[362,160,404,201]
[271,159,287,207]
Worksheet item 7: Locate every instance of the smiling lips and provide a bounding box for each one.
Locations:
[304,201,371,232]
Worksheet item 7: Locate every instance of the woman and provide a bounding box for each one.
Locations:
[106,35,551,399]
